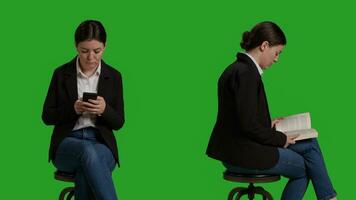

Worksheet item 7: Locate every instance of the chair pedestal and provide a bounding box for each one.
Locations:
[224,171,280,200]
[228,183,273,200]
[55,171,75,200]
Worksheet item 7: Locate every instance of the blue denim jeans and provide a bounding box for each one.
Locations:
[53,127,117,200]
[224,139,336,200]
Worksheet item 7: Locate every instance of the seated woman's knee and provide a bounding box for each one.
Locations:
[80,143,99,164]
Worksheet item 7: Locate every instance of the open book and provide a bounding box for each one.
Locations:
[275,112,318,141]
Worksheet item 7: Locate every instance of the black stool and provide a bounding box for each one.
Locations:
[54,170,75,200]
[223,170,280,200]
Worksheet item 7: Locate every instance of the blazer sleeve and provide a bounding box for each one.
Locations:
[98,71,125,130]
[41,70,79,126]
[234,71,286,147]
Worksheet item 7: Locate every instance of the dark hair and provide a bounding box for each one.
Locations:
[75,20,107,46]
[240,21,286,51]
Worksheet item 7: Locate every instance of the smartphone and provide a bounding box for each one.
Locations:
[82,92,98,102]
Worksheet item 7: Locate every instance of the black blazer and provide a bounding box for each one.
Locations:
[206,53,286,169]
[42,57,125,166]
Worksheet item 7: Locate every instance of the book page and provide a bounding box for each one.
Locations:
[284,128,318,141]
[275,112,311,132]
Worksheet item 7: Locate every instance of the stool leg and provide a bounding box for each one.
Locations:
[227,187,245,200]
[254,186,273,200]
[235,189,248,200]
[66,189,74,200]
[247,183,255,200]
[59,187,74,200]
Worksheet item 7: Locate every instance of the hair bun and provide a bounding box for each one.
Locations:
[240,31,251,50]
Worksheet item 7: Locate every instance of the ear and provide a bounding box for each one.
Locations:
[75,42,80,53]
[75,45,80,53]
[260,41,269,52]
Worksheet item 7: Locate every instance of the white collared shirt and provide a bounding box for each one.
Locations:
[243,52,263,75]
[72,57,101,131]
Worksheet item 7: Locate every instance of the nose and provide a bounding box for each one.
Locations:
[274,55,279,63]
[87,51,95,60]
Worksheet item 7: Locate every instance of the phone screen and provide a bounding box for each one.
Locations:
[83,92,98,102]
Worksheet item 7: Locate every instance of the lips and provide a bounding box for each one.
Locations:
[87,62,97,65]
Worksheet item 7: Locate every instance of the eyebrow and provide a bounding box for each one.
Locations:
[79,47,102,51]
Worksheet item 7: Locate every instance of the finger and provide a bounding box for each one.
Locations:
[85,107,100,113]
[76,99,83,103]
[276,118,284,123]
[88,99,100,105]
[82,102,99,108]
[83,106,101,111]
[291,134,300,140]
[81,102,93,107]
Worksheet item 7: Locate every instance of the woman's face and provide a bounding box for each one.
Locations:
[76,39,105,70]
[259,42,284,69]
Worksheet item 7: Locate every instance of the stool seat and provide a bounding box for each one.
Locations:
[224,171,280,183]
[55,170,75,182]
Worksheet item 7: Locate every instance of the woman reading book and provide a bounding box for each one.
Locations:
[206,21,336,200]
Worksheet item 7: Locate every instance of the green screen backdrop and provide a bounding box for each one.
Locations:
[1,0,354,199]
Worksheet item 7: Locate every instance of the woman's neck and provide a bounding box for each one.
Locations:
[246,49,261,66]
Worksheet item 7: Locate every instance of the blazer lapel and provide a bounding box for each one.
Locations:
[237,53,272,125]
[260,81,272,125]
[97,60,111,98]
[63,58,78,102]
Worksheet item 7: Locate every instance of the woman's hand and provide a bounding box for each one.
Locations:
[86,96,106,115]
[283,134,299,148]
[74,96,106,115]
[271,117,284,128]
[74,99,86,114]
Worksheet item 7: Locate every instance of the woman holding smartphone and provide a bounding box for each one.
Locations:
[42,20,124,200]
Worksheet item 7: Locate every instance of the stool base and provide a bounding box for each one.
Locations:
[228,183,273,200]
[59,186,74,200]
